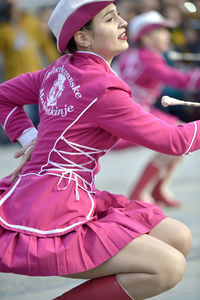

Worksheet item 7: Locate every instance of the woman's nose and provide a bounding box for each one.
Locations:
[118,15,128,28]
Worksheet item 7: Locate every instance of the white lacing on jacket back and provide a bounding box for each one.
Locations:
[39,136,107,201]
[37,97,107,201]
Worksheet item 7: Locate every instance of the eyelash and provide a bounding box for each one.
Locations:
[107,13,120,22]
[107,17,114,22]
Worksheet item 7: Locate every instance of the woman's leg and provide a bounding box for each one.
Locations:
[129,153,182,206]
[129,154,161,203]
[65,232,186,299]
[150,217,192,257]
[152,156,182,207]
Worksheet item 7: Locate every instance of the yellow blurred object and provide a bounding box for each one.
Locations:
[170,28,186,48]
[0,13,59,80]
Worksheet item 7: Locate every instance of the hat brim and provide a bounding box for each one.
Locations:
[58,1,114,52]
[134,21,175,43]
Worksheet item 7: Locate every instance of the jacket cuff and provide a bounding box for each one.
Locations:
[17,127,38,147]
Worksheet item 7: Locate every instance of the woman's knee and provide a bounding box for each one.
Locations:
[164,221,192,257]
[116,245,186,299]
[156,249,186,292]
[150,218,193,257]
[175,223,192,256]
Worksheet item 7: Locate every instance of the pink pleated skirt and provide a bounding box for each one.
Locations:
[0,195,166,276]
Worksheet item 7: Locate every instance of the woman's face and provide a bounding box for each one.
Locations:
[85,4,128,64]
[145,27,171,53]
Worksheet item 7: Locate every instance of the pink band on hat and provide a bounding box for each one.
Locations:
[58,1,113,52]
[134,23,169,42]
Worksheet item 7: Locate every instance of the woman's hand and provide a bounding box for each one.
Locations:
[9,139,36,183]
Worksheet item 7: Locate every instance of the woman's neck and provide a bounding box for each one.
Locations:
[76,48,113,65]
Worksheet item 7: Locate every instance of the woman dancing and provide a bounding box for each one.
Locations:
[0,1,199,299]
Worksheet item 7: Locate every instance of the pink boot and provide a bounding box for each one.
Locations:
[152,158,182,207]
[151,179,181,207]
[129,162,160,203]
[54,275,133,299]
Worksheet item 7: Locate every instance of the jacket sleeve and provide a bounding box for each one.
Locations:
[0,68,46,142]
[145,58,200,91]
[91,88,200,156]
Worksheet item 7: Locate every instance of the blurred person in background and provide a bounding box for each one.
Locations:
[114,10,200,207]
[0,0,59,134]
[161,0,186,9]
[161,4,186,51]
[38,5,57,47]
[182,19,200,56]
[162,1,200,54]
[156,2,200,123]
[0,0,59,81]
[157,4,193,122]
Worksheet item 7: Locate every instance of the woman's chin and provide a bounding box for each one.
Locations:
[119,43,129,54]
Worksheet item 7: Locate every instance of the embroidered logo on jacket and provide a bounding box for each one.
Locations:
[47,73,66,107]
[39,65,84,117]
[45,65,82,99]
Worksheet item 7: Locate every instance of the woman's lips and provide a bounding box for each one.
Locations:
[118,31,127,40]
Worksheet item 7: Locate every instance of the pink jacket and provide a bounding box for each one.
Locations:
[0,51,199,237]
[118,47,200,109]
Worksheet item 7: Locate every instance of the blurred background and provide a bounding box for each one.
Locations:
[0,1,200,299]
[1,0,200,144]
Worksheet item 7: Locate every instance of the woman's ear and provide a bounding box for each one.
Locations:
[74,30,91,49]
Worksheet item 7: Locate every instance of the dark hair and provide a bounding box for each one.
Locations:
[0,1,12,23]
[67,19,93,53]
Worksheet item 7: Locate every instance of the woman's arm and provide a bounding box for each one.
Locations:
[0,68,46,143]
[92,88,200,156]
[145,58,200,91]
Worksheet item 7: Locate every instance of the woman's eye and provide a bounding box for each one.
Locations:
[106,12,120,22]
[107,17,114,22]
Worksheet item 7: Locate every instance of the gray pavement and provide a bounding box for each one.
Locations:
[0,145,199,299]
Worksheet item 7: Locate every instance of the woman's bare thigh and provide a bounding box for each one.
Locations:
[66,233,184,280]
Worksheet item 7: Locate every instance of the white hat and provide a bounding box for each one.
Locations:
[48,0,114,52]
[129,10,175,42]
